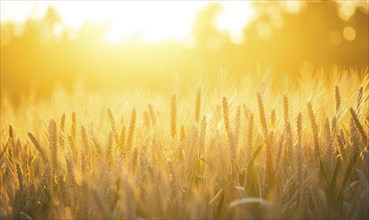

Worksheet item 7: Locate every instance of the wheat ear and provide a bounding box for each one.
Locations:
[28,133,48,163]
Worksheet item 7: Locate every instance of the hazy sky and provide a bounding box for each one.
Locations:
[1,1,256,43]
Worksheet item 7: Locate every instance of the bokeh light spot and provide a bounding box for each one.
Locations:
[257,22,273,40]
[214,1,255,44]
[343,26,356,41]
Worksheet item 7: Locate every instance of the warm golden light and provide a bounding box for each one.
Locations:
[0,1,368,220]
[329,31,342,46]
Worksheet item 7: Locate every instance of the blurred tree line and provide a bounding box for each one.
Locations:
[0,1,368,105]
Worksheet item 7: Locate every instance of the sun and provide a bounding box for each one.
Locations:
[214,1,256,44]
[1,1,256,44]
[52,1,208,43]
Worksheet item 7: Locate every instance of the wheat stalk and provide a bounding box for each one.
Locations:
[335,86,341,117]
[195,87,201,123]
[126,109,137,154]
[271,108,276,129]
[120,124,126,151]
[246,113,254,164]
[307,102,320,159]
[28,133,48,163]
[59,113,65,148]
[71,111,77,146]
[284,95,289,122]
[49,119,58,173]
[234,105,241,149]
[148,104,157,125]
[350,108,368,147]
[199,116,207,158]
[60,113,66,130]
[107,108,120,146]
[16,164,24,190]
[81,126,89,173]
[296,113,302,144]
[143,111,150,127]
[257,93,268,138]
[294,113,303,204]
[222,97,231,135]
[337,131,347,160]
[285,119,294,166]
[356,86,363,115]
[171,95,177,138]
[180,125,185,141]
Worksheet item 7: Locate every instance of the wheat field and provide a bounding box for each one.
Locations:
[1,67,369,219]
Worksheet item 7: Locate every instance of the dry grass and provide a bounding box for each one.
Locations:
[1,67,369,219]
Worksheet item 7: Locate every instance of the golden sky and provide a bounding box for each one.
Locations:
[1,1,260,44]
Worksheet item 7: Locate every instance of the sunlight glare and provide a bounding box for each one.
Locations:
[102,2,207,43]
[48,1,207,42]
[1,1,258,44]
[214,1,255,44]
